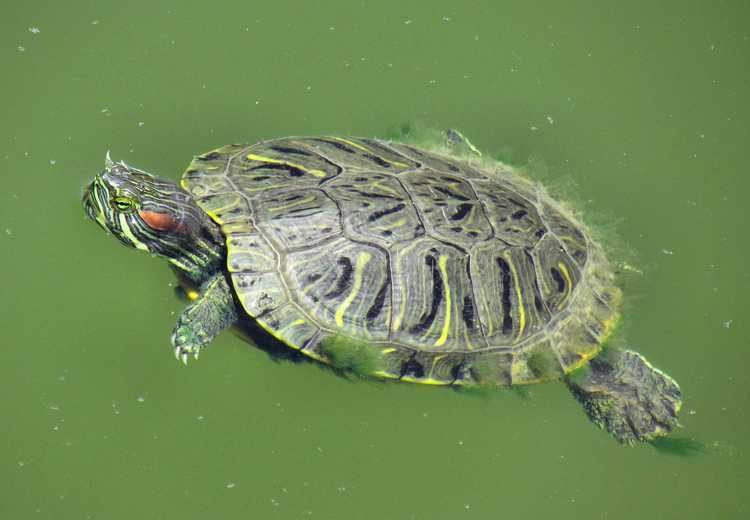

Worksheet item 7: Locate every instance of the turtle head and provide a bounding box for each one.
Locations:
[83,153,225,283]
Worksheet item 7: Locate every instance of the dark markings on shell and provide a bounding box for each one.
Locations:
[401,358,425,378]
[496,257,513,335]
[198,151,221,161]
[315,138,355,154]
[269,145,314,157]
[325,257,353,298]
[450,202,473,221]
[409,255,443,334]
[363,153,391,168]
[511,209,527,220]
[368,203,406,222]
[366,268,391,323]
[245,163,305,177]
[462,295,476,330]
[434,185,470,202]
[550,266,566,293]
[525,252,547,314]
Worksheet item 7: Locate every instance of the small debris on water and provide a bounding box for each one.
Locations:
[723,320,732,329]
[197,415,205,421]
[18,461,25,467]
[136,395,145,403]
[29,27,41,34]
[661,249,674,256]
[546,115,555,124]
[91,20,100,25]
[442,16,452,22]
[49,159,56,165]
[17,46,26,52]
[226,482,236,489]
[4,229,12,236]
[404,19,413,25]
[689,409,696,415]
[137,121,144,127]
[530,126,539,131]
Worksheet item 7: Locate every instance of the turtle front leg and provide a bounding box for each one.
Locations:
[171,273,238,364]
[564,349,682,444]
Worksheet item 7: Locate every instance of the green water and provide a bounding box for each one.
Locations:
[2,1,748,518]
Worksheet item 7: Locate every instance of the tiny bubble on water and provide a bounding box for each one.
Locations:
[29,27,41,34]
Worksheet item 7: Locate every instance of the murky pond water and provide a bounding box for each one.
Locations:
[1,1,748,518]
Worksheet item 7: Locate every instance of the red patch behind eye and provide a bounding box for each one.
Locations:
[139,210,184,232]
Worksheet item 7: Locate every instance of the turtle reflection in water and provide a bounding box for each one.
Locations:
[83,132,682,444]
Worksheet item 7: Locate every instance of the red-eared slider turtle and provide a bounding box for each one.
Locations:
[83,133,682,444]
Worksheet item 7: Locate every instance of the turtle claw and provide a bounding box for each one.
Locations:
[171,317,209,365]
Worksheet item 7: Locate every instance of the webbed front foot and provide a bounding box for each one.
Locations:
[565,349,682,444]
[169,274,238,365]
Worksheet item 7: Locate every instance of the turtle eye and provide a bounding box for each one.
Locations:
[112,196,137,212]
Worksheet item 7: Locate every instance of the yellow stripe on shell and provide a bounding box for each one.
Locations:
[246,153,327,178]
[557,261,573,301]
[392,241,420,332]
[374,217,407,232]
[505,255,526,339]
[334,251,372,327]
[328,137,411,168]
[400,375,450,385]
[433,255,452,347]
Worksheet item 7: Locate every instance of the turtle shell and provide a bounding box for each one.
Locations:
[181,137,621,385]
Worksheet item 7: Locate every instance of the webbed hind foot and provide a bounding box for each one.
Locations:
[565,349,682,444]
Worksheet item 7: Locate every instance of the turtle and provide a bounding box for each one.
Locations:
[82,132,682,444]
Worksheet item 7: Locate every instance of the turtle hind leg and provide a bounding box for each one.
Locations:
[564,349,682,444]
[443,129,483,157]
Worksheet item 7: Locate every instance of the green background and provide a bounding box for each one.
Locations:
[1,1,748,518]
